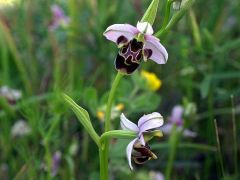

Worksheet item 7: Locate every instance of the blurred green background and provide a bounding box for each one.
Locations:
[0,0,239,179]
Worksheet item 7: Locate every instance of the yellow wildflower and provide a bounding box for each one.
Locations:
[97,111,105,122]
[0,0,18,7]
[96,103,124,122]
[141,70,162,91]
[115,103,124,111]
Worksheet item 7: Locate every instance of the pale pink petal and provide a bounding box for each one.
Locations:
[169,105,184,125]
[160,123,173,135]
[103,24,139,44]
[138,112,164,134]
[144,35,168,64]
[183,129,197,137]
[120,113,139,132]
[126,138,138,170]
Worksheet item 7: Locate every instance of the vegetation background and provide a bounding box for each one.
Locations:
[0,0,239,179]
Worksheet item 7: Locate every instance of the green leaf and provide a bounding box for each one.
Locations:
[100,130,137,143]
[62,93,100,147]
[155,0,195,38]
[200,76,211,99]
[141,0,159,25]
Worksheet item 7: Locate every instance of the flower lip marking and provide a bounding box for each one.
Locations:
[103,22,168,74]
[132,141,157,165]
[115,39,144,74]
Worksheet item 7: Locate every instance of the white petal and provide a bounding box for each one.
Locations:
[120,113,139,132]
[138,112,164,133]
[144,35,168,64]
[126,138,138,170]
[137,21,154,35]
[103,24,139,44]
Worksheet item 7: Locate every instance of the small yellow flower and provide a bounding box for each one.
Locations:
[115,103,124,111]
[97,111,105,122]
[96,103,124,122]
[0,0,18,7]
[141,70,162,91]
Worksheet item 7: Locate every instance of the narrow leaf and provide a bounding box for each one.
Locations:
[141,0,159,25]
[100,130,137,143]
[62,93,100,147]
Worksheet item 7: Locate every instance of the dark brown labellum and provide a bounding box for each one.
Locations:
[115,38,144,74]
[132,141,157,165]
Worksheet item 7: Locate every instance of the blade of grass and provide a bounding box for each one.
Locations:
[214,119,225,177]
[0,20,32,94]
[231,95,238,176]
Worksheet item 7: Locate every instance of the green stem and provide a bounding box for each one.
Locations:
[165,125,180,180]
[155,0,195,38]
[214,119,225,177]
[231,95,238,176]
[99,71,123,180]
[159,0,173,33]
[105,71,124,131]
[99,148,106,180]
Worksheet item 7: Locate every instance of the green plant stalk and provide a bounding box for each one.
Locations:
[214,119,225,177]
[0,31,9,84]
[0,19,32,95]
[189,9,202,48]
[158,0,173,34]
[165,125,180,180]
[231,96,238,176]
[155,0,195,38]
[68,0,79,91]
[99,71,123,180]
[99,148,106,180]
[105,72,124,131]
[44,139,53,180]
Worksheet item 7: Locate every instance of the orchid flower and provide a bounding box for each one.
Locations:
[0,86,22,103]
[103,22,168,74]
[120,112,164,170]
[160,105,197,137]
[50,4,70,30]
[51,151,61,177]
[11,120,31,137]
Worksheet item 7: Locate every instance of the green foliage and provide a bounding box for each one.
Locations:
[141,0,159,25]
[0,0,239,179]
[62,93,100,147]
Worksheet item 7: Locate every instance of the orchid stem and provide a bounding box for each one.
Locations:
[105,71,124,131]
[99,148,106,180]
[99,71,124,180]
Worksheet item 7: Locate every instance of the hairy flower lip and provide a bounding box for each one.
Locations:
[120,112,164,170]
